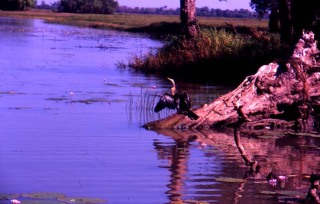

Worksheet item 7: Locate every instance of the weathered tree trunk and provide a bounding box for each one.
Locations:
[269,6,280,33]
[180,0,198,37]
[278,0,292,43]
[143,31,320,133]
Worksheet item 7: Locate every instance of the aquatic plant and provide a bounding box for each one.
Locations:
[127,28,287,84]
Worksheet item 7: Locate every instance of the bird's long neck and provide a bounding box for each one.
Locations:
[167,77,176,95]
[171,86,176,96]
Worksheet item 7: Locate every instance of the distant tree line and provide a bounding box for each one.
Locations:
[0,0,36,10]
[57,0,118,14]
[116,6,257,18]
[37,2,257,19]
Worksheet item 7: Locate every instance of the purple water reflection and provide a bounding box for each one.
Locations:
[0,17,314,204]
[0,17,230,204]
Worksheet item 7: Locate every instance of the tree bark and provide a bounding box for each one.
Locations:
[143,31,320,133]
[180,0,198,37]
[278,0,292,44]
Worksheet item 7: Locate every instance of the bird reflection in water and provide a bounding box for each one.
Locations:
[153,136,197,202]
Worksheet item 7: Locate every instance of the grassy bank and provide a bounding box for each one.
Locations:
[127,28,288,85]
[0,9,268,35]
[0,9,282,85]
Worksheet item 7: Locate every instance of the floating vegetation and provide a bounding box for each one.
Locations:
[259,190,305,196]
[0,91,25,95]
[277,196,302,203]
[58,197,107,203]
[0,193,20,200]
[260,190,307,203]
[19,200,67,204]
[71,98,111,104]
[0,192,107,204]
[214,177,245,183]
[8,107,31,110]
[184,200,210,204]
[22,192,66,200]
[46,96,114,105]
[46,97,69,101]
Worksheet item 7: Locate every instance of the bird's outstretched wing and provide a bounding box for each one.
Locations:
[154,93,176,113]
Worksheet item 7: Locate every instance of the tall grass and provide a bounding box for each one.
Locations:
[127,28,288,84]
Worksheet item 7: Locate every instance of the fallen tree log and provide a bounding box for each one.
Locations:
[143,31,320,133]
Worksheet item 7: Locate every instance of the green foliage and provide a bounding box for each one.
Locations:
[250,0,277,18]
[128,28,287,84]
[117,6,257,19]
[0,0,36,10]
[59,0,118,14]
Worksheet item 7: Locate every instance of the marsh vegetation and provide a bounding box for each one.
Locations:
[128,28,287,84]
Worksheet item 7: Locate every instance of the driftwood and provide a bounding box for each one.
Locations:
[143,31,320,133]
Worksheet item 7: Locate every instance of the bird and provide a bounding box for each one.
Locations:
[154,77,199,120]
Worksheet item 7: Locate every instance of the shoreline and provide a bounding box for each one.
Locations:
[0,9,267,36]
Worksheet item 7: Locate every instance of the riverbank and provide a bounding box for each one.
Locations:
[0,9,282,85]
[0,9,268,36]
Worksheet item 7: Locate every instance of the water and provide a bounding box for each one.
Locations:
[0,17,320,204]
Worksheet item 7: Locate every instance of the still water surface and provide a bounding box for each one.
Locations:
[0,17,320,204]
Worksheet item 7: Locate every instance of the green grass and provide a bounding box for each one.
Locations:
[126,28,288,84]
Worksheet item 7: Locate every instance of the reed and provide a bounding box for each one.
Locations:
[127,28,287,84]
[126,88,177,125]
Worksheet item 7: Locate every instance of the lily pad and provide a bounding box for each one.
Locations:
[214,177,245,183]
[21,192,66,199]
[277,196,303,203]
[16,199,67,204]
[260,190,305,196]
[0,193,20,200]
[71,98,110,104]
[184,200,210,204]
[46,97,68,101]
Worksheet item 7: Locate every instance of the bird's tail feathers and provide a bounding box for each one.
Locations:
[187,110,199,120]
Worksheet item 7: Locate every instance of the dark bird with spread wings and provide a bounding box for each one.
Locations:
[154,78,199,120]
